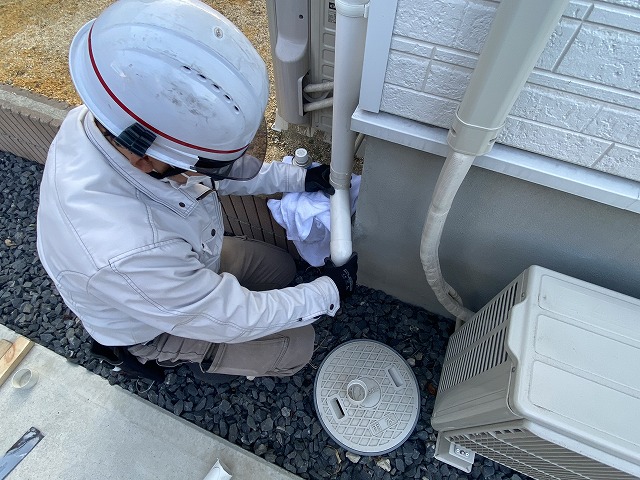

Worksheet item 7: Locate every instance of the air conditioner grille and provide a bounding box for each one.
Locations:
[447,429,637,480]
[438,281,519,391]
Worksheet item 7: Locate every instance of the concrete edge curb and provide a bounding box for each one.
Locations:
[0,84,72,165]
[0,324,302,480]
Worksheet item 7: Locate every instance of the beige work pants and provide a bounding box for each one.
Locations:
[128,236,315,377]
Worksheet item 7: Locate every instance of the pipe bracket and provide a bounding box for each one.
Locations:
[447,109,503,156]
[335,0,370,18]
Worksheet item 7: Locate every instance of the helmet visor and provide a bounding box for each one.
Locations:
[194,154,263,181]
[193,117,267,181]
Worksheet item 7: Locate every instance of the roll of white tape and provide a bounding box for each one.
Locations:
[202,459,232,480]
[12,368,38,390]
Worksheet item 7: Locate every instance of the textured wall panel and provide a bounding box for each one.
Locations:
[381,0,640,181]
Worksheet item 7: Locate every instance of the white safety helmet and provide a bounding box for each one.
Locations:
[69,0,269,180]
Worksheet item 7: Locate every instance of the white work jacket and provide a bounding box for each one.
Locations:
[37,106,339,346]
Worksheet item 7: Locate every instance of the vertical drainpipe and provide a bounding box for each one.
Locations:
[329,0,370,266]
[420,0,569,322]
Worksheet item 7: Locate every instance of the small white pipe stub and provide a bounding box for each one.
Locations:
[293,148,312,168]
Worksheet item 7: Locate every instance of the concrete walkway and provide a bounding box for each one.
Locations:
[0,325,301,480]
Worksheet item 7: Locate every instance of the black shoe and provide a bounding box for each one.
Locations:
[89,340,122,365]
[89,339,167,383]
[187,363,237,386]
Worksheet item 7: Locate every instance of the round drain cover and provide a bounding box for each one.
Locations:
[314,339,420,455]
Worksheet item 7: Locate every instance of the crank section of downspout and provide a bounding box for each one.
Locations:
[421,0,570,323]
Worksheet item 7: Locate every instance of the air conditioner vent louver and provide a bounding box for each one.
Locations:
[438,280,519,392]
[449,429,638,480]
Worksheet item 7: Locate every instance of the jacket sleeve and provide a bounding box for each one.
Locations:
[88,239,340,343]
[216,159,306,196]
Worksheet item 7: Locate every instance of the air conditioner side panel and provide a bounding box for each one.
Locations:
[506,265,640,470]
[266,0,310,125]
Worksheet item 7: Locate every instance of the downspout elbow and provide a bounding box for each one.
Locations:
[330,189,353,266]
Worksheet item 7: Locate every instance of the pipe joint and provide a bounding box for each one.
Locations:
[335,0,370,18]
[447,109,503,156]
[330,170,352,190]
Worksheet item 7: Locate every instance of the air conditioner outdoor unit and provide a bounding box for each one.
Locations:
[266,0,335,138]
[431,265,640,479]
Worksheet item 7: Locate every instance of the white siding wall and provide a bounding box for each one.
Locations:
[380,0,640,181]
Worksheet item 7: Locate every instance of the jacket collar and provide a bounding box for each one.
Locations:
[82,110,198,217]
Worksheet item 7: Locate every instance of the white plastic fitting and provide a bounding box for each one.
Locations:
[202,459,232,480]
[330,188,354,265]
[293,148,312,168]
[335,0,369,18]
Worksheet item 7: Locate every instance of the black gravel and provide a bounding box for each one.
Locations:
[1,150,531,480]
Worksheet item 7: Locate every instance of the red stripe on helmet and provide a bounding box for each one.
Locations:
[87,25,248,156]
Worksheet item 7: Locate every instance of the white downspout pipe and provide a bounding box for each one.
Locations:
[421,0,569,322]
[329,0,369,266]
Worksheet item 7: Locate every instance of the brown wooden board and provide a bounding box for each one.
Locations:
[221,212,233,236]
[229,196,252,237]
[0,339,11,358]
[218,194,301,260]
[219,195,243,236]
[0,336,35,386]
[253,196,277,246]
[254,195,288,249]
[240,195,266,242]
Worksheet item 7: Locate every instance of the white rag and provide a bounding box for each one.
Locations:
[267,157,361,266]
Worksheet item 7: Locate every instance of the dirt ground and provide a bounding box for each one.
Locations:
[0,0,331,163]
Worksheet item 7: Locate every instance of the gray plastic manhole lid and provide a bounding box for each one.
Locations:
[313,339,420,455]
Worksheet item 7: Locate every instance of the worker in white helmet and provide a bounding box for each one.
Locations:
[36,0,358,381]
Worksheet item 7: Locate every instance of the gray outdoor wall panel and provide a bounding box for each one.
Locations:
[353,137,640,318]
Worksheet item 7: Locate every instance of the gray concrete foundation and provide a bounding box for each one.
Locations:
[353,136,640,318]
